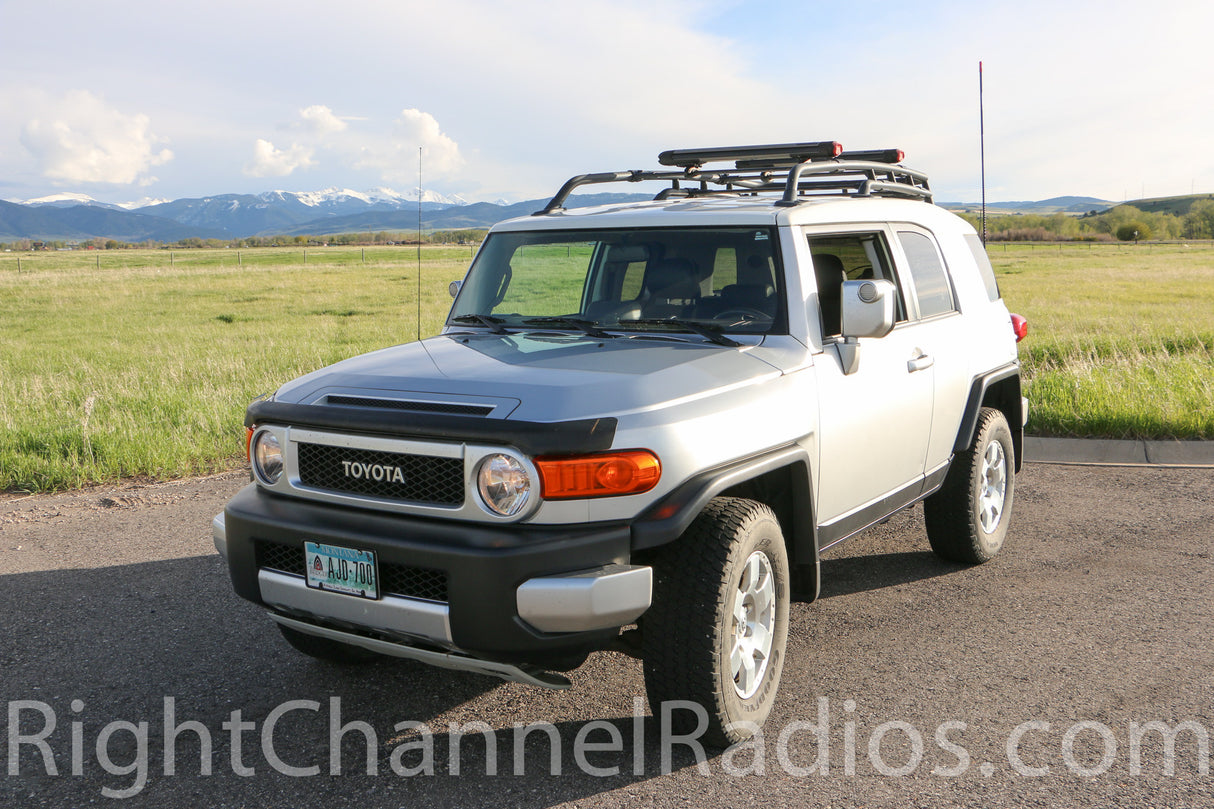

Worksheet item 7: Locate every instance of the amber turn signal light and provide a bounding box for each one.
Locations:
[536,450,661,500]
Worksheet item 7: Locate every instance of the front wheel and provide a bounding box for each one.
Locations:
[642,497,790,747]
[924,407,1016,563]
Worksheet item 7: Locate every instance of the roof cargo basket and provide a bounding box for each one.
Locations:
[535,141,931,215]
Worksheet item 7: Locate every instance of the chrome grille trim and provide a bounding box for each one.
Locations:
[248,425,543,523]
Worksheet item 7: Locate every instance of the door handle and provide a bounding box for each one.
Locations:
[907,350,934,373]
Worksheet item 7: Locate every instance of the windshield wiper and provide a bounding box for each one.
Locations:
[450,313,511,334]
[522,317,614,339]
[618,318,741,347]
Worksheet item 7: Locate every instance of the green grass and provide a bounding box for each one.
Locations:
[0,246,469,491]
[1,241,1211,492]
[990,241,1214,439]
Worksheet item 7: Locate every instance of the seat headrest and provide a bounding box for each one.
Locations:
[645,258,701,299]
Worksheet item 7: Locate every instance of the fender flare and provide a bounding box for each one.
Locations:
[954,362,1023,471]
[629,443,819,597]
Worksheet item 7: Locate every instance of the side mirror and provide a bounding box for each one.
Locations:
[449,280,462,298]
[840,279,895,339]
[835,279,896,375]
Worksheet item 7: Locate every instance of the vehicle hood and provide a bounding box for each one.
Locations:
[273,331,789,421]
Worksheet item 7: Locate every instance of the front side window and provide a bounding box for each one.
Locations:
[806,231,906,337]
[449,227,785,336]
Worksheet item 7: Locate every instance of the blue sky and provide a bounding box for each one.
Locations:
[1,0,1210,205]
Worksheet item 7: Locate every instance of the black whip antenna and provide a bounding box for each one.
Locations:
[979,61,987,245]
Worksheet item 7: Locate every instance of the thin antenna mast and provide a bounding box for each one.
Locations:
[979,61,987,245]
[416,146,422,342]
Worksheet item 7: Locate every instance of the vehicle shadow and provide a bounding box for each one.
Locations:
[813,550,965,601]
[2,555,716,808]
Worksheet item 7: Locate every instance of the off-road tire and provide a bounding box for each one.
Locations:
[642,497,790,748]
[277,624,381,664]
[924,407,1015,563]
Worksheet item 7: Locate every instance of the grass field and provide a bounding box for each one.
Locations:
[1,241,1211,492]
[0,246,471,491]
[991,242,1214,440]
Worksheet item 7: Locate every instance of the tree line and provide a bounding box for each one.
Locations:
[959,199,1214,242]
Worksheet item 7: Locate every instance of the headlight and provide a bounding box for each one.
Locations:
[477,454,531,516]
[252,431,284,484]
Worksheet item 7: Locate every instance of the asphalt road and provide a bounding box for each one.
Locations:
[2,463,1212,808]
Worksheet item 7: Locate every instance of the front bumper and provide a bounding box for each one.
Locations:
[218,484,651,666]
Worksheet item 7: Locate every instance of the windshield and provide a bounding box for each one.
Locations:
[448,227,785,336]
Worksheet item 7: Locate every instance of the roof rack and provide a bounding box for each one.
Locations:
[534,141,931,215]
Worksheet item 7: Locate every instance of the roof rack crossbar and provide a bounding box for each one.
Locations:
[534,170,680,215]
[857,180,933,201]
[778,160,931,206]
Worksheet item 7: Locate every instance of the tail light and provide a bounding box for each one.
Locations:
[1010,314,1028,342]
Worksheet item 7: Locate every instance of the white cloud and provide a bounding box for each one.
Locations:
[398,109,463,174]
[3,1,1212,203]
[244,139,314,177]
[19,90,172,186]
[354,109,464,184]
[297,105,347,136]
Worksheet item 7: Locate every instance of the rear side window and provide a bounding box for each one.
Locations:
[897,231,956,318]
[964,233,1002,301]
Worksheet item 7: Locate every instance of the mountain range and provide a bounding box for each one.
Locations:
[0,188,1115,243]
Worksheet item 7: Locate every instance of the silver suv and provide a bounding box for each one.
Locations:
[214,142,1028,746]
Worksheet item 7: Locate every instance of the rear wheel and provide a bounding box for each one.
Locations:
[924,407,1015,563]
[642,497,790,747]
[277,624,381,664]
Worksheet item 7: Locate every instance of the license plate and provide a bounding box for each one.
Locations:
[304,541,379,599]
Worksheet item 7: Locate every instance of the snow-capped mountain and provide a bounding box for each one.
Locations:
[3,188,671,240]
[0,185,490,241]
[117,197,172,210]
[285,187,470,208]
[19,193,126,211]
[134,187,473,237]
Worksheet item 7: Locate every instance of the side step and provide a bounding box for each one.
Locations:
[269,613,572,690]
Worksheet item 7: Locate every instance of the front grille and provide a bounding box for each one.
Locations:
[381,564,448,603]
[326,395,494,417]
[258,540,305,576]
[296,443,464,506]
[255,540,449,603]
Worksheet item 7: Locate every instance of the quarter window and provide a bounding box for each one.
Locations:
[964,233,1002,302]
[897,231,955,318]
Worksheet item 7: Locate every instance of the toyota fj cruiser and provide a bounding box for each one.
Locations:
[214,141,1028,746]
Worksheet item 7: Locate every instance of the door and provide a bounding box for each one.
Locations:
[807,229,935,533]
